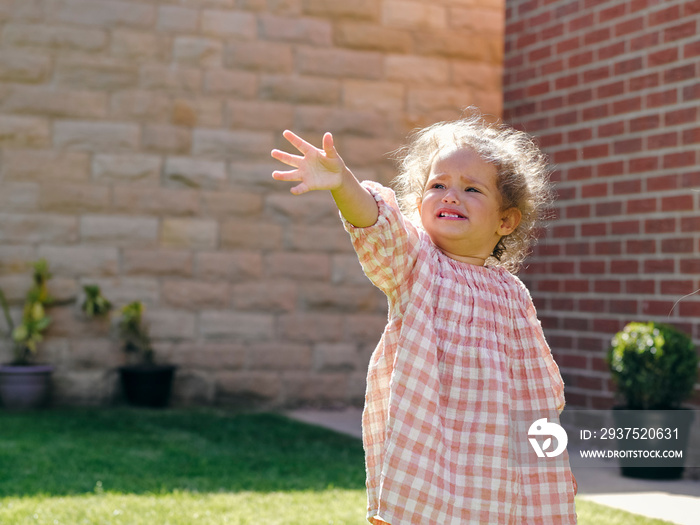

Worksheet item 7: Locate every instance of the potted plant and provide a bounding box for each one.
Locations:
[81,284,112,319]
[607,321,698,479]
[0,259,54,410]
[117,301,176,408]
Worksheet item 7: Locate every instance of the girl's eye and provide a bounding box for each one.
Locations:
[432,183,446,189]
[465,187,480,193]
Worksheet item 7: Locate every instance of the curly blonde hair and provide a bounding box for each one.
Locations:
[392,110,554,274]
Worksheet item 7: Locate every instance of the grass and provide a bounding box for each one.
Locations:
[0,408,676,524]
[576,500,675,525]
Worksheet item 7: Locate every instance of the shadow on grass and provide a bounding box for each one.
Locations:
[0,408,366,497]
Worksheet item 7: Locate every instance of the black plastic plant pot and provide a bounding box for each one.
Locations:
[612,407,694,480]
[119,365,177,408]
[0,364,53,410]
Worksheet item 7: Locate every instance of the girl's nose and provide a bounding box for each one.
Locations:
[442,188,460,204]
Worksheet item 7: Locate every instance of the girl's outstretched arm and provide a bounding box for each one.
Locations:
[271,130,378,228]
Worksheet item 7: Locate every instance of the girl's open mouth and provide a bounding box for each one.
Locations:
[437,211,466,219]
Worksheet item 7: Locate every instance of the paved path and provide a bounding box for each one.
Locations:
[286,408,700,525]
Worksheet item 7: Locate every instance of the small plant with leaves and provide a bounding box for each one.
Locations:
[81,285,112,318]
[118,301,154,365]
[607,321,698,409]
[0,259,53,365]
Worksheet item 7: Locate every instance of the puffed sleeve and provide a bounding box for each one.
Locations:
[518,284,567,414]
[340,181,422,305]
[526,299,566,415]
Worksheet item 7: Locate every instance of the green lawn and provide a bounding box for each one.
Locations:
[0,408,674,524]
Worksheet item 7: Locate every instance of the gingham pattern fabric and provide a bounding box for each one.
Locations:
[343,182,577,525]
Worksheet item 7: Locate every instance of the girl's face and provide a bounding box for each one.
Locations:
[418,147,521,265]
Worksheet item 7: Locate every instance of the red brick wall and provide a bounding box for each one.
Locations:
[503,0,700,408]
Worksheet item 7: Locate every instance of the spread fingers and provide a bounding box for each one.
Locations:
[282,129,317,155]
[271,169,300,182]
[271,149,303,167]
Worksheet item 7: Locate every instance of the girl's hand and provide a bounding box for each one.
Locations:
[271,130,347,195]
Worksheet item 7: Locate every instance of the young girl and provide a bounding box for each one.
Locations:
[271,112,577,524]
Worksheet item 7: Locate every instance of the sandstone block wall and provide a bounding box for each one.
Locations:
[0,0,505,408]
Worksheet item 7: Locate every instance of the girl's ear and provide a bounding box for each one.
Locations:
[498,207,521,235]
[416,194,423,217]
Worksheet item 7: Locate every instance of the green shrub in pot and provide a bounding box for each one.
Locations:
[607,321,698,479]
[607,321,698,409]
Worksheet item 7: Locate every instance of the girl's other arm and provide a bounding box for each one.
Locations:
[271,130,378,228]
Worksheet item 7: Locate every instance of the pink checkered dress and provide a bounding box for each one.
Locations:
[343,182,577,524]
